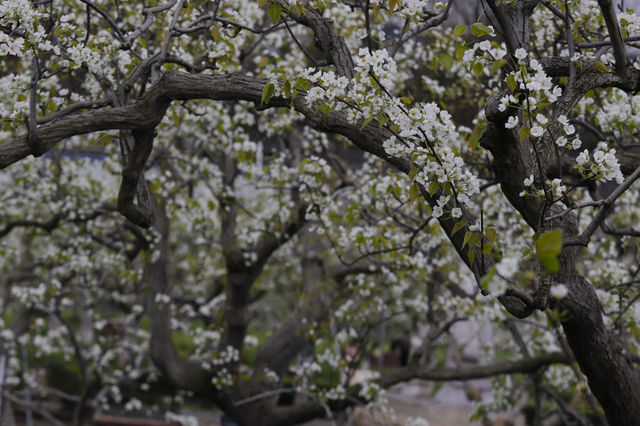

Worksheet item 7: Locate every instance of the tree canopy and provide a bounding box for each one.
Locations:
[2,0,640,425]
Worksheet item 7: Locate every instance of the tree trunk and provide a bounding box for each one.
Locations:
[559,274,640,425]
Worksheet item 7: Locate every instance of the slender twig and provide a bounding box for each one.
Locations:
[544,200,606,221]
[78,0,125,41]
[564,163,640,246]
[564,0,576,86]
[282,18,328,67]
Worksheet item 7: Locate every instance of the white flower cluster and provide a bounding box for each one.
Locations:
[405,417,431,426]
[298,156,332,192]
[619,11,640,35]
[358,372,382,401]
[393,0,431,18]
[124,398,143,412]
[575,142,624,183]
[550,283,568,299]
[192,329,221,353]
[211,367,235,388]
[0,0,46,54]
[154,293,172,306]
[292,48,398,119]
[596,92,640,138]
[198,294,226,317]
[263,368,280,383]
[211,346,240,367]
[353,47,398,92]
[544,365,576,392]
[244,335,259,347]
[166,412,199,426]
[320,384,347,401]
[573,0,603,34]
[288,49,479,219]
[384,135,479,209]
[520,177,566,201]
[463,34,508,76]
[501,51,563,135]
[487,256,519,295]
[11,280,60,307]
[67,44,105,73]
[292,360,322,377]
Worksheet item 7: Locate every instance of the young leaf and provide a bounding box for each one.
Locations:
[439,54,453,71]
[536,229,563,273]
[485,227,497,243]
[409,183,420,202]
[453,24,466,39]
[506,74,517,92]
[284,79,291,97]
[468,249,476,265]
[594,60,608,73]
[471,22,492,37]
[261,82,275,104]
[452,219,467,236]
[468,232,482,248]
[490,58,506,74]
[267,3,282,24]
[463,231,472,248]
[428,181,439,196]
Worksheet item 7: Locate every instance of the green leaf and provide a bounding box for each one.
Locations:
[490,58,506,74]
[261,82,275,104]
[468,249,476,265]
[519,125,530,142]
[472,61,484,76]
[389,0,400,12]
[536,229,563,273]
[427,181,439,196]
[463,231,472,248]
[485,227,497,243]
[452,219,467,236]
[408,168,418,180]
[399,97,412,104]
[267,3,282,24]
[409,183,420,203]
[439,54,453,71]
[471,22,493,37]
[594,60,608,73]
[483,242,492,254]
[468,232,482,248]
[481,266,496,294]
[453,24,466,38]
[284,79,291,97]
[506,74,517,92]
[361,115,374,129]
[468,125,482,149]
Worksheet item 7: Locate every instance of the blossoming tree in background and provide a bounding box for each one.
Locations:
[2,0,640,425]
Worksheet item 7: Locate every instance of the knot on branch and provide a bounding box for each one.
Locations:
[500,289,537,319]
[26,118,47,157]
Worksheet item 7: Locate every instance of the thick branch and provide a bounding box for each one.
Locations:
[117,129,154,227]
[597,0,629,79]
[379,352,567,388]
